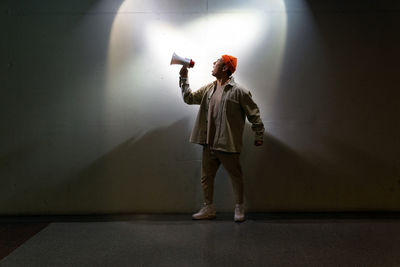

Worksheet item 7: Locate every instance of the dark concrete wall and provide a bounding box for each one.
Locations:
[1,0,399,214]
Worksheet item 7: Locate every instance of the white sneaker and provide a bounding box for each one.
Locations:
[234,204,245,222]
[192,204,216,220]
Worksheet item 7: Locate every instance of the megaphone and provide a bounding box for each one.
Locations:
[170,52,195,68]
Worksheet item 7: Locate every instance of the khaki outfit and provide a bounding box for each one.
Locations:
[180,76,264,204]
[202,146,244,204]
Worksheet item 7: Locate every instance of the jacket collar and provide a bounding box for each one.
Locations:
[227,77,236,87]
[213,76,236,89]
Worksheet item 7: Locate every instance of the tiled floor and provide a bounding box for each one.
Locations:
[1,213,400,266]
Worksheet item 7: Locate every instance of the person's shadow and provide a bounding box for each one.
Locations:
[3,117,395,214]
[240,126,316,212]
[241,122,398,212]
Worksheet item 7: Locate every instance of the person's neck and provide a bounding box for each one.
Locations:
[216,76,230,87]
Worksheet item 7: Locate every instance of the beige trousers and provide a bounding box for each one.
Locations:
[201,145,244,205]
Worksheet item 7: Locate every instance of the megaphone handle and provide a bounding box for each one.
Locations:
[179,66,188,77]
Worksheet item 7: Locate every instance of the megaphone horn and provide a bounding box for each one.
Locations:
[170,52,195,68]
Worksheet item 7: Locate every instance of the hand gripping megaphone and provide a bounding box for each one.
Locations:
[170,52,195,68]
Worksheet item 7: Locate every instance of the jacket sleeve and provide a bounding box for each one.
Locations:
[179,77,208,105]
[240,90,265,141]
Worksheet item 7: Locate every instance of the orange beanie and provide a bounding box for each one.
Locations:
[221,54,237,73]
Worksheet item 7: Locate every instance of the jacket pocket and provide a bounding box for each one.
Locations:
[225,99,240,117]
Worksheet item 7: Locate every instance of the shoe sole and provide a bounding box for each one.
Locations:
[234,217,245,222]
[192,215,216,220]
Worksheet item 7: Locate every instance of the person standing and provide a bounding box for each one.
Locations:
[179,55,264,222]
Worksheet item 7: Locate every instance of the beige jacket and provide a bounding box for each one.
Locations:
[180,76,264,153]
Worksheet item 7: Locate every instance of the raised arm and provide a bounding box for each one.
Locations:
[179,66,208,105]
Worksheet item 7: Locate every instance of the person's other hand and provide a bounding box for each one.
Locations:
[254,140,263,146]
[180,66,188,78]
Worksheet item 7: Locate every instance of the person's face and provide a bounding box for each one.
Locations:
[211,58,227,77]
